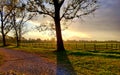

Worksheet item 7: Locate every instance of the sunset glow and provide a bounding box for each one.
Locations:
[7,0,120,41]
[62,30,91,40]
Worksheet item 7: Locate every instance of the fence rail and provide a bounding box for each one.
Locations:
[20,43,120,50]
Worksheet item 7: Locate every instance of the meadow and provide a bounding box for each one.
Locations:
[4,41,120,75]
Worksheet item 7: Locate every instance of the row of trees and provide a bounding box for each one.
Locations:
[0,0,36,47]
[0,0,98,51]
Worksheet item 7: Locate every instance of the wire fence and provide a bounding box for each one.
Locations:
[20,42,120,50]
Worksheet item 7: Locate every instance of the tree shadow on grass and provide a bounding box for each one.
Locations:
[56,50,77,75]
[69,51,120,59]
[88,50,120,55]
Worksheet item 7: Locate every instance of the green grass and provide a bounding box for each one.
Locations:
[6,45,120,75]
[68,51,120,75]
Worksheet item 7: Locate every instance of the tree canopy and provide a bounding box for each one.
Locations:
[27,0,98,51]
[27,0,98,20]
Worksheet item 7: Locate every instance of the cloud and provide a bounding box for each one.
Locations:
[64,0,120,41]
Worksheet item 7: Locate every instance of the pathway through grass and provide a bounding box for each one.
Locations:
[0,48,72,75]
[4,46,120,75]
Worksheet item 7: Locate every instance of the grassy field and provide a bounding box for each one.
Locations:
[6,43,120,75]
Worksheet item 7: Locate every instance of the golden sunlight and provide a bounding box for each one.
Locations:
[62,30,92,40]
[24,20,92,40]
[25,29,91,41]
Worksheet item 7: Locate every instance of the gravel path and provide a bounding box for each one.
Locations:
[0,48,70,75]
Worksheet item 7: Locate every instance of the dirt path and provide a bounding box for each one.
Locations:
[0,48,70,75]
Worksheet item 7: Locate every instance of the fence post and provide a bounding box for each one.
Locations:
[39,43,40,48]
[76,43,77,49]
[115,44,117,50]
[111,44,113,49]
[94,44,96,51]
[119,44,120,50]
[106,44,108,49]
[84,43,86,50]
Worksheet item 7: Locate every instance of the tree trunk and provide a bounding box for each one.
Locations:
[14,28,20,47]
[13,11,20,47]
[2,34,6,46]
[16,34,20,47]
[1,21,6,46]
[15,29,19,47]
[0,10,6,46]
[54,4,65,51]
[18,25,22,47]
[54,19,65,51]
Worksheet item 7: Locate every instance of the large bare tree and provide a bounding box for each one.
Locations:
[27,0,98,51]
[0,0,15,46]
[9,0,36,47]
[14,9,36,47]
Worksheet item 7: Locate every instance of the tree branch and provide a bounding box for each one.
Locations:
[61,0,98,20]
[3,6,15,22]
[28,9,54,19]
[59,0,65,7]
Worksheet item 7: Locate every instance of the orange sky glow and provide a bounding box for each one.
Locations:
[8,0,120,41]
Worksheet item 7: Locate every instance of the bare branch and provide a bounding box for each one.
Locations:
[3,6,15,22]
[61,0,98,20]
[27,0,54,18]
[59,0,65,7]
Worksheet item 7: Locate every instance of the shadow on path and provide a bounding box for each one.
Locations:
[56,50,77,75]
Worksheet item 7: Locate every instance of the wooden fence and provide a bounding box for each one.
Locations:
[20,43,120,50]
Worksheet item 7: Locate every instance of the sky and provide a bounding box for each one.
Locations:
[22,0,120,41]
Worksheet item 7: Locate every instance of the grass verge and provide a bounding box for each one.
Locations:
[5,46,120,75]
